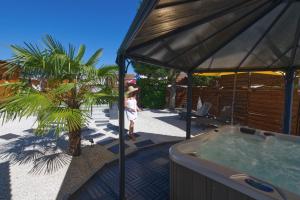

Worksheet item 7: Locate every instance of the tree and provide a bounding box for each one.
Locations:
[133,62,180,109]
[0,35,118,156]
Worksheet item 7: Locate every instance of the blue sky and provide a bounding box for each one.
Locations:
[0,0,139,72]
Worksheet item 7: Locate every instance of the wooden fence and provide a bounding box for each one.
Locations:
[173,73,300,135]
[0,63,20,100]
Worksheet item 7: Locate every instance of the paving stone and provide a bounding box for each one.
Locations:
[83,133,105,140]
[0,133,20,140]
[134,140,155,148]
[125,133,140,141]
[96,137,117,146]
[95,120,109,123]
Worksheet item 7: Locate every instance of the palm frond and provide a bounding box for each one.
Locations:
[0,81,29,96]
[43,35,65,54]
[80,65,98,80]
[0,61,18,78]
[36,107,88,136]
[10,43,50,78]
[0,92,54,123]
[68,44,76,60]
[82,91,118,109]
[75,45,86,62]
[85,48,103,66]
[50,83,76,96]
[97,65,118,77]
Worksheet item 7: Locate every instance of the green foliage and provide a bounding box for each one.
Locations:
[192,75,216,86]
[132,62,169,79]
[137,79,167,109]
[0,35,118,138]
[133,62,181,108]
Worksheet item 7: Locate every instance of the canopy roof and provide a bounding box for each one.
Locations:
[118,0,300,73]
[195,71,283,76]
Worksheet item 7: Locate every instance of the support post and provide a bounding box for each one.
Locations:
[283,68,295,134]
[118,56,126,200]
[231,72,238,125]
[186,72,193,139]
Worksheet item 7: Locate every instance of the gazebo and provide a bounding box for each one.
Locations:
[116,0,300,199]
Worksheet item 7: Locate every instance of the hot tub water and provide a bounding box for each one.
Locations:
[196,132,300,196]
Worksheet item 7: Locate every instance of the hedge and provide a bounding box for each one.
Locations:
[137,78,167,109]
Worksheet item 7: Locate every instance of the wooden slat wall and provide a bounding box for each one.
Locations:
[172,73,300,135]
[247,89,284,132]
[0,63,20,100]
[0,80,20,100]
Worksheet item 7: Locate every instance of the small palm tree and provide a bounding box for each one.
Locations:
[0,35,118,156]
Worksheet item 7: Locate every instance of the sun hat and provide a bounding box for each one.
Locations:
[126,86,139,95]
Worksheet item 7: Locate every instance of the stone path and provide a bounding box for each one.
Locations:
[86,106,171,155]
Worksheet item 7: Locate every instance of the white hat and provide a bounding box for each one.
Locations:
[126,86,139,95]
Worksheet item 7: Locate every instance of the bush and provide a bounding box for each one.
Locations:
[192,75,217,86]
[137,78,167,109]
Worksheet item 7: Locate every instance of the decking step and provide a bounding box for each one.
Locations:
[107,143,130,154]
[70,143,174,200]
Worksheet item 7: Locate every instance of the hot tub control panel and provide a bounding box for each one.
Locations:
[245,178,274,193]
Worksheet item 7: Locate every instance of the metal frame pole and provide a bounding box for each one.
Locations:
[283,68,295,134]
[118,57,126,200]
[186,72,193,139]
[231,72,238,125]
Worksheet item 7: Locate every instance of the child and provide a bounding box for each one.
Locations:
[125,86,140,140]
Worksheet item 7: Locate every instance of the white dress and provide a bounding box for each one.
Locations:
[126,98,138,121]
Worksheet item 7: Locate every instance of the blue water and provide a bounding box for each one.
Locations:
[196,132,300,196]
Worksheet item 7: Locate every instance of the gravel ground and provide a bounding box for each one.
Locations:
[0,107,205,200]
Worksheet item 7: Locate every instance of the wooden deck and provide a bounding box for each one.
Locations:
[70,143,174,200]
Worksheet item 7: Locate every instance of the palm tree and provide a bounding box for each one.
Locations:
[0,35,118,156]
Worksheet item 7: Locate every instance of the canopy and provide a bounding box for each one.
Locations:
[194,71,283,76]
[116,1,300,199]
[118,0,300,73]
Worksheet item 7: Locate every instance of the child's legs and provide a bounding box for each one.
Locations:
[129,120,134,134]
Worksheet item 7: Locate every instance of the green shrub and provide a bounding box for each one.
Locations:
[192,75,216,86]
[137,78,167,109]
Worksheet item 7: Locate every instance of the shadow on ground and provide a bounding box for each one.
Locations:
[0,161,12,200]
[148,109,176,114]
[135,131,183,144]
[56,144,117,199]
[154,115,206,136]
[0,127,101,175]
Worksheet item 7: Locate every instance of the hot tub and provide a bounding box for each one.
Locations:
[169,126,300,200]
